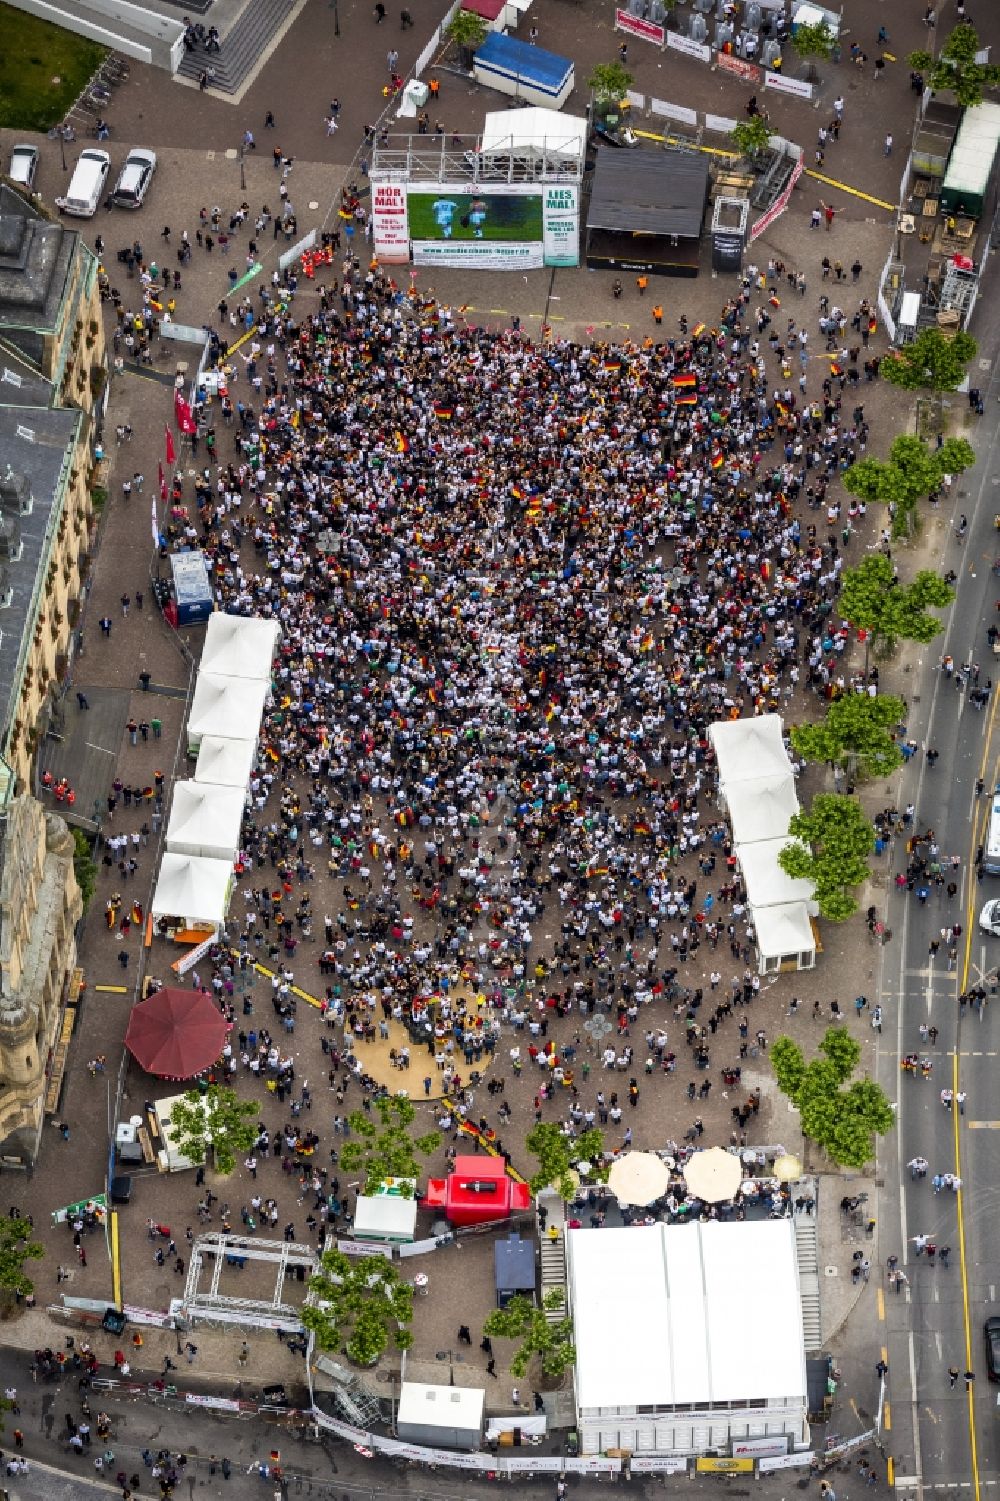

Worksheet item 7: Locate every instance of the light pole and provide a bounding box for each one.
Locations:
[239,141,246,192]
[331,0,340,35]
[59,127,67,172]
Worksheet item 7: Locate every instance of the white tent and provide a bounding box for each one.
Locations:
[194,734,257,790]
[709,714,791,787]
[151,853,233,931]
[166,782,246,862]
[201,614,281,682]
[753,902,816,973]
[480,106,587,168]
[187,673,269,751]
[735,838,815,911]
[726,774,799,846]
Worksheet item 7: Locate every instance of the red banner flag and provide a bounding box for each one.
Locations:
[158,461,166,501]
[164,425,176,465]
[174,389,197,436]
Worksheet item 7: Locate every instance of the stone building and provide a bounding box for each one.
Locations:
[0,181,107,788]
[0,790,82,1163]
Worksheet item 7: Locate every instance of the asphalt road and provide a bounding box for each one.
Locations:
[874,249,1000,1501]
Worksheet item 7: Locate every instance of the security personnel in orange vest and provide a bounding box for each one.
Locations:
[652,304,663,324]
[636,273,648,295]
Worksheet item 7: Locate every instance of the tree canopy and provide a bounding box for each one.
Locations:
[790,694,906,782]
[446,8,488,55]
[730,117,772,161]
[778,793,875,921]
[167,1085,258,1176]
[0,1213,43,1303]
[843,433,976,538]
[909,23,1000,108]
[525,1121,605,1199]
[303,1249,414,1364]
[790,19,835,79]
[339,1095,440,1196]
[881,327,977,393]
[838,555,955,655]
[587,61,634,101]
[771,1029,895,1170]
[483,1290,576,1380]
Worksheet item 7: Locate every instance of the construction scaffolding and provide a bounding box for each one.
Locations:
[179,1232,317,1331]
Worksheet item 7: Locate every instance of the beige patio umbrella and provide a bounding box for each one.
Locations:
[773,1152,803,1182]
[607,1151,670,1207]
[683,1146,743,1204]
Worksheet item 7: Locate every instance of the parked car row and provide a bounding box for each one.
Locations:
[7,143,156,218]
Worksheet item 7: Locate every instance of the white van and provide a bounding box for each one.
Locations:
[59,149,111,218]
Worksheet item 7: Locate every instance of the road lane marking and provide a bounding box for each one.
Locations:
[877,1285,885,1320]
[966,1121,1000,1129]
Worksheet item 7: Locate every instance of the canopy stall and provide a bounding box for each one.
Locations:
[187,673,269,752]
[479,106,587,170]
[725,774,799,846]
[200,614,281,682]
[709,714,791,787]
[166,782,246,862]
[735,837,816,911]
[151,852,233,934]
[124,987,230,1079]
[193,734,257,790]
[753,901,816,973]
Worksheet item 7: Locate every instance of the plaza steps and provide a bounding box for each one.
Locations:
[794,1212,823,1351]
[176,0,296,94]
[538,1190,568,1323]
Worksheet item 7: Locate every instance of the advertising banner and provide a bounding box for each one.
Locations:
[412,241,544,269]
[629,1457,690,1474]
[372,182,410,264]
[696,1458,755,1473]
[614,7,665,45]
[666,31,711,62]
[717,51,761,83]
[763,70,814,99]
[542,184,579,267]
[759,1452,816,1472]
[732,1438,790,1458]
[749,155,803,241]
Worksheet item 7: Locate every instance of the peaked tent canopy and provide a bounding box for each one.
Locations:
[187,672,269,750]
[735,837,816,911]
[480,106,587,166]
[753,901,816,966]
[709,713,791,787]
[124,987,231,1079]
[726,774,799,846]
[151,852,233,930]
[193,734,257,790]
[166,782,246,862]
[200,613,281,682]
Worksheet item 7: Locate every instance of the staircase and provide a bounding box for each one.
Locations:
[176,0,298,96]
[794,1209,823,1351]
[538,1189,568,1324]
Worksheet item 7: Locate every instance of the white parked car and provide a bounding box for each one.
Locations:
[112,147,156,209]
[978,900,1000,937]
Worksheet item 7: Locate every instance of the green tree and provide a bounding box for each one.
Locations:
[167,1085,258,1176]
[588,60,634,103]
[791,694,906,782]
[909,23,1000,108]
[730,116,772,161]
[844,433,975,539]
[0,1213,43,1306]
[881,326,978,393]
[838,555,955,658]
[790,19,835,81]
[483,1290,576,1381]
[770,1030,895,1170]
[446,7,488,65]
[72,828,98,910]
[525,1121,605,1199]
[303,1250,414,1363]
[778,793,875,922]
[339,1096,440,1196]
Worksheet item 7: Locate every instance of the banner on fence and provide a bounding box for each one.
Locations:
[763,70,813,99]
[650,98,698,125]
[614,7,665,44]
[716,51,761,82]
[666,31,711,62]
[629,1457,690,1474]
[749,155,803,241]
[759,1452,817,1472]
[705,113,738,134]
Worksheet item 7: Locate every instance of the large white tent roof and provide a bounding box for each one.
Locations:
[726,774,799,846]
[151,853,233,927]
[753,901,816,962]
[201,613,281,681]
[709,714,791,787]
[187,672,269,747]
[194,734,257,790]
[481,106,586,162]
[736,837,815,910]
[166,782,246,862]
[568,1219,806,1410]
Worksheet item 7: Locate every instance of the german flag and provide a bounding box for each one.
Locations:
[603,357,621,373]
[511,486,524,500]
[691,322,706,338]
[672,373,696,390]
[394,431,410,454]
[775,400,789,418]
[634,820,651,836]
[131,901,143,925]
[434,403,453,420]
[711,450,725,471]
[639,633,654,652]
[675,392,697,407]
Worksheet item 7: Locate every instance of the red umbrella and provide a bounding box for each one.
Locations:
[124,987,230,1079]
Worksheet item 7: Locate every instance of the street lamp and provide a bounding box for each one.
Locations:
[331,0,340,35]
[239,142,246,192]
[58,127,67,172]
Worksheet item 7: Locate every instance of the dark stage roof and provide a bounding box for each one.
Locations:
[587,148,709,240]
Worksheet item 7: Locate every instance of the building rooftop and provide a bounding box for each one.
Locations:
[0,186,77,342]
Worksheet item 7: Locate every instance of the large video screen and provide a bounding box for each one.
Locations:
[406,190,543,243]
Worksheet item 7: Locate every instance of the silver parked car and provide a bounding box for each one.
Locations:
[8,144,39,192]
[111,147,156,208]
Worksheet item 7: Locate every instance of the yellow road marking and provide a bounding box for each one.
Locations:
[877,1286,885,1320]
[887,1457,895,1488]
[634,127,738,160]
[94,984,129,993]
[110,1210,122,1310]
[803,169,896,211]
[884,1400,891,1431]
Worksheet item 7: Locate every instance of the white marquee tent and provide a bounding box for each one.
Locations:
[753,901,817,972]
[725,773,799,846]
[200,613,281,682]
[151,853,234,932]
[194,734,257,790]
[709,713,791,787]
[166,782,246,862]
[187,673,269,751]
[480,106,587,168]
[735,837,816,911]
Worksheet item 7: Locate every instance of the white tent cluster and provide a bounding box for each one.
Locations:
[151,614,280,933]
[708,714,817,974]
